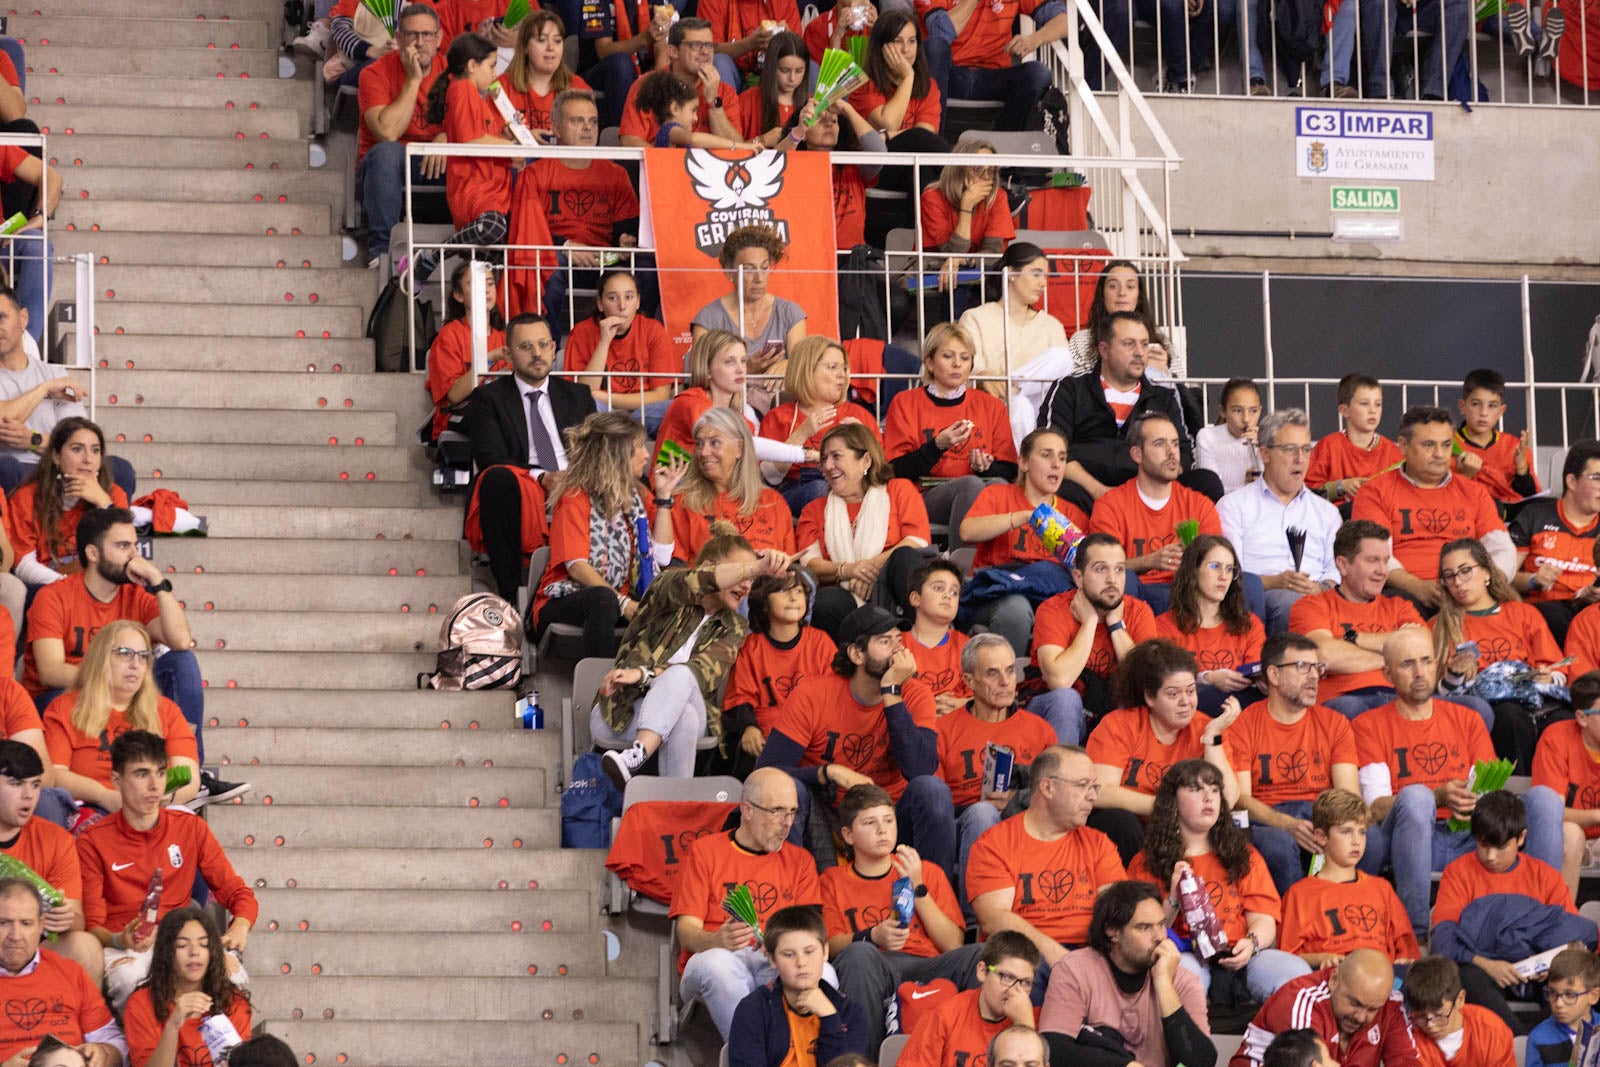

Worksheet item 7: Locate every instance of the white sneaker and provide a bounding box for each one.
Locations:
[601,742,647,789]
[293,20,330,58]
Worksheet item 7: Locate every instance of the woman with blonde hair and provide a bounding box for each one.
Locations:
[500,10,589,133]
[530,412,686,660]
[43,620,199,811]
[672,406,796,563]
[798,422,931,637]
[654,329,814,466]
[883,321,1016,553]
[759,335,881,515]
[919,141,1015,314]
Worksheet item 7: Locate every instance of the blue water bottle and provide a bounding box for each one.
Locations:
[518,687,545,729]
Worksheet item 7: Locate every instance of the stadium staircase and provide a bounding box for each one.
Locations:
[31,1,665,1063]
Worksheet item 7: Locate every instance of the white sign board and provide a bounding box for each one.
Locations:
[1295,107,1435,182]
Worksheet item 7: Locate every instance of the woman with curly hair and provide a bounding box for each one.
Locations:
[1128,759,1310,1001]
[123,907,252,1067]
[1156,534,1265,716]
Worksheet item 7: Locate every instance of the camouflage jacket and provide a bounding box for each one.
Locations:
[596,563,749,748]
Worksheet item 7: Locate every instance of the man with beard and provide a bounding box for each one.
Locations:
[757,605,957,878]
[19,508,244,808]
[1031,533,1158,737]
[1231,950,1420,1067]
[1039,880,1213,1067]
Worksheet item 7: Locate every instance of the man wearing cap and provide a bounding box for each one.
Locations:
[757,605,958,878]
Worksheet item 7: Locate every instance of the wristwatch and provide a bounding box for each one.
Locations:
[913,883,929,899]
[653,497,674,508]
[1106,621,1125,634]
[710,96,724,109]
[147,579,173,595]
[880,684,904,697]
[1342,624,1359,644]
[27,431,40,450]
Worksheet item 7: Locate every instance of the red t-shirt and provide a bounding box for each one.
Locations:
[1031,591,1158,679]
[819,859,962,958]
[898,989,1034,1067]
[668,829,820,970]
[78,808,259,931]
[801,12,868,62]
[795,478,931,559]
[723,627,837,737]
[1433,851,1573,927]
[1353,700,1496,819]
[6,483,131,573]
[1350,470,1505,581]
[1086,705,1238,797]
[1413,1004,1516,1067]
[670,488,797,564]
[1456,427,1539,504]
[833,162,870,251]
[904,628,969,700]
[0,950,114,1060]
[426,321,506,438]
[1154,614,1265,676]
[604,799,739,904]
[0,817,82,903]
[0,52,18,91]
[125,988,252,1067]
[935,705,1058,806]
[655,389,757,456]
[884,386,1017,480]
[964,815,1126,945]
[443,77,513,228]
[736,87,795,141]
[436,0,511,46]
[1289,588,1424,700]
[759,400,883,484]
[768,674,937,801]
[21,575,159,696]
[1228,702,1357,806]
[0,679,41,744]
[355,49,448,163]
[1304,431,1402,505]
[1567,603,1600,678]
[696,0,802,73]
[564,314,678,396]
[966,486,1089,571]
[518,157,640,249]
[619,75,744,144]
[1453,601,1563,670]
[849,78,943,132]
[1511,498,1599,603]
[1278,871,1419,960]
[44,693,198,789]
[1087,480,1222,584]
[920,0,1052,66]
[1128,847,1280,942]
[499,73,592,133]
[1533,719,1600,838]
[920,187,1016,249]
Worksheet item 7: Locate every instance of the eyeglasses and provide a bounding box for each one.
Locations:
[1267,444,1315,458]
[511,338,557,353]
[679,39,717,51]
[1203,562,1239,578]
[398,28,439,39]
[1577,706,1600,718]
[1439,563,1484,585]
[1411,1006,1455,1025]
[111,647,154,664]
[1548,988,1594,1005]
[747,800,799,821]
[1270,659,1326,678]
[987,966,1034,991]
[1039,775,1101,795]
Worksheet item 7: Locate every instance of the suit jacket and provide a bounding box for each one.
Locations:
[463,373,597,473]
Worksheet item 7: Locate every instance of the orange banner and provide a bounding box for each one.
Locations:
[642,147,840,352]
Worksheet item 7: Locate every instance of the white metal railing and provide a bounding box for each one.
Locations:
[1057,0,1597,103]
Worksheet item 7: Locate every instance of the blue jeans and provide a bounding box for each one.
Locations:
[779,469,829,517]
[791,773,956,877]
[1026,686,1087,746]
[712,54,746,92]
[968,595,1034,658]
[1080,0,1132,89]
[1324,0,1393,93]
[1403,0,1470,97]
[1324,685,1394,720]
[1251,799,1315,896]
[1263,586,1303,636]
[957,800,1004,916]
[0,455,135,499]
[4,233,49,345]
[1179,947,1312,1001]
[357,141,446,257]
[922,10,1054,131]
[1134,0,1242,83]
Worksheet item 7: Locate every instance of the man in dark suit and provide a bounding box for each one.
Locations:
[465,311,596,599]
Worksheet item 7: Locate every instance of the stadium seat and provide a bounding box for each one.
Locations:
[558,656,721,782]
[880,1034,910,1066]
[605,774,741,916]
[957,129,1060,156]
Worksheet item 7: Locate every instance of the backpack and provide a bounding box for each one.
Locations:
[561,752,624,848]
[366,275,437,373]
[417,592,523,691]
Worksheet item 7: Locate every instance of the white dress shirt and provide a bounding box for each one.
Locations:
[515,375,569,472]
[1218,477,1341,582]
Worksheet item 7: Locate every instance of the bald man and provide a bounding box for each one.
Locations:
[670,768,831,1042]
[991,1024,1050,1067]
[1350,628,1568,937]
[1232,950,1420,1067]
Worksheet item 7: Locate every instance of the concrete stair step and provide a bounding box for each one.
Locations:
[30,0,284,17]
[51,134,309,170]
[156,537,460,577]
[118,441,420,482]
[191,504,461,541]
[190,610,435,653]
[57,232,347,270]
[200,650,441,689]
[22,45,277,78]
[94,264,374,307]
[102,407,398,447]
[91,370,432,420]
[68,167,341,208]
[204,689,510,729]
[180,572,466,612]
[94,300,361,338]
[61,198,330,236]
[155,479,446,509]
[249,975,654,1022]
[239,846,605,892]
[10,15,274,50]
[221,765,542,807]
[29,72,310,111]
[252,888,593,934]
[208,804,559,850]
[262,1018,640,1065]
[73,333,371,371]
[35,102,299,139]
[245,931,608,978]
[211,726,554,769]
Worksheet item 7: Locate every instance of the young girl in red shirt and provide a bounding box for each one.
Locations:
[123,908,252,1067]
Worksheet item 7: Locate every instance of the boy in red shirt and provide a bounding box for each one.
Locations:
[1401,956,1517,1067]
[897,931,1040,1067]
[1306,373,1402,510]
[1454,369,1539,506]
[1532,671,1600,898]
[903,559,971,713]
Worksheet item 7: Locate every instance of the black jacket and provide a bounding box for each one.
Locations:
[728,979,866,1067]
[462,373,597,475]
[1038,367,1194,488]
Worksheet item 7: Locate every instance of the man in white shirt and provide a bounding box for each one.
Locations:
[1218,409,1342,635]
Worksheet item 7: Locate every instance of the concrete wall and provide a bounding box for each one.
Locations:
[1133,97,1600,267]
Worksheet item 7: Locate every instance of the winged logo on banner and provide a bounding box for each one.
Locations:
[685,150,787,210]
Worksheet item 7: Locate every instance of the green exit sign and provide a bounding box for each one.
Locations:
[1331,186,1401,212]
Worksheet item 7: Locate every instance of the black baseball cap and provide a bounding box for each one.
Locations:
[838,605,911,646]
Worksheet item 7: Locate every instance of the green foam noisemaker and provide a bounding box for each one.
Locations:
[805,48,868,126]
[164,764,193,796]
[1445,757,1514,831]
[1176,519,1200,547]
[656,438,691,468]
[722,883,763,938]
[0,212,27,236]
[846,35,868,70]
[359,0,398,34]
[504,0,534,28]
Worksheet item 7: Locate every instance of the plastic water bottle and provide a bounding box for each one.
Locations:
[518,688,545,730]
[1177,867,1230,962]
[199,1013,242,1064]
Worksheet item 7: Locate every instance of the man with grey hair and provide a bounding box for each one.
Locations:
[1219,407,1342,634]
[936,632,1061,907]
